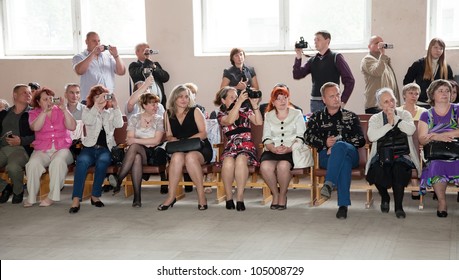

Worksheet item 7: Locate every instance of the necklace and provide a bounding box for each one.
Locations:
[143,114,153,126]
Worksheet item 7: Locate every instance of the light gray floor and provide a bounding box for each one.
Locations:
[0,181,458,260]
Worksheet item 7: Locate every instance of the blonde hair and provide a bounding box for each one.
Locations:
[167,84,195,118]
[423,38,449,81]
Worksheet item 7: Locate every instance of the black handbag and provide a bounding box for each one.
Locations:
[377,120,409,164]
[423,140,459,160]
[111,146,125,166]
[165,138,203,154]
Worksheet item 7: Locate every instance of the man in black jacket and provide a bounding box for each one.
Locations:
[0,84,35,204]
[129,43,170,108]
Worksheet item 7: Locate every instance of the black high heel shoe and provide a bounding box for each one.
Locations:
[236,201,245,211]
[68,205,80,214]
[270,204,279,210]
[91,198,105,207]
[198,197,208,211]
[278,198,287,210]
[157,198,176,211]
[226,199,235,210]
[198,204,208,210]
[437,210,448,218]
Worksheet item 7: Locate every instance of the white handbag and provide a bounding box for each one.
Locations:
[292,141,313,168]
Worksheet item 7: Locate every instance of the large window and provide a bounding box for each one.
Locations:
[1,0,146,56]
[429,0,459,48]
[195,0,370,54]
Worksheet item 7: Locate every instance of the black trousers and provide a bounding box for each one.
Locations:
[368,160,412,210]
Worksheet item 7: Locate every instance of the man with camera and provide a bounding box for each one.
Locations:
[129,43,170,109]
[293,30,355,113]
[361,35,400,114]
[72,31,126,103]
[0,84,35,204]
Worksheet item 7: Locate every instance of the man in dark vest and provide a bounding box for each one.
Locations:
[293,30,355,113]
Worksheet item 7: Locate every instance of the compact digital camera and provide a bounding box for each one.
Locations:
[104,94,113,100]
[295,37,308,49]
[102,45,110,51]
[382,43,394,49]
[51,97,60,104]
[145,49,159,55]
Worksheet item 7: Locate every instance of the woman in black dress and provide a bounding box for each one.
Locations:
[157,84,212,211]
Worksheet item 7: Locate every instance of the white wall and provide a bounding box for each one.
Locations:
[0,0,458,114]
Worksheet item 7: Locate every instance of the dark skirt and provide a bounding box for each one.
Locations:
[260,151,294,168]
[366,156,414,188]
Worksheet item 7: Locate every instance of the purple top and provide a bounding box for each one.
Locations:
[29,106,72,151]
[292,49,355,103]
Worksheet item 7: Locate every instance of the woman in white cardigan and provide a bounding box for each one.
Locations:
[69,85,124,214]
[365,88,421,218]
[259,86,306,210]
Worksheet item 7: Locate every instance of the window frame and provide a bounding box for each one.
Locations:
[429,0,459,48]
[194,0,371,55]
[0,0,145,56]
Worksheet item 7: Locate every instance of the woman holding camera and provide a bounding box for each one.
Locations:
[365,88,421,218]
[418,79,459,218]
[24,88,76,207]
[213,86,262,211]
[259,86,306,210]
[109,93,166,207]
[68,85,124,214]
[221,48,259,94]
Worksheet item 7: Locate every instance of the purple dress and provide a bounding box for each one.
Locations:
[419,104,459,194]
[217,107,259,167]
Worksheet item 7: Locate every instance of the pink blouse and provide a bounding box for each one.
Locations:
[29,106,72,151]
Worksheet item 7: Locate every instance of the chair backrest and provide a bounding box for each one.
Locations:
[358,114,372,122]
[251,124,264,160]
[113,122,128,145]
[358,120,369,167]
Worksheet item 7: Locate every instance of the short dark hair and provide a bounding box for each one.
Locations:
[315,30,331,40]
[426,79,452,106]
[28,82,40,91]
[229,48,245,66]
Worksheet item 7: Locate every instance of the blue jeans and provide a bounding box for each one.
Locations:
[319,141,359,206]
[72,146,112,200]
[310,100,325,113]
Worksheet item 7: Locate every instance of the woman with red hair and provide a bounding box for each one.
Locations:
[24,87,76,207]
[259,86,306,210]
[68,85,124,214]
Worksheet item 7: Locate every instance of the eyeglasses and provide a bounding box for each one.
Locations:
[275,96,288,101]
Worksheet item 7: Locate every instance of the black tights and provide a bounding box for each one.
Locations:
[375,184,405,211]
[117,144,147,203]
